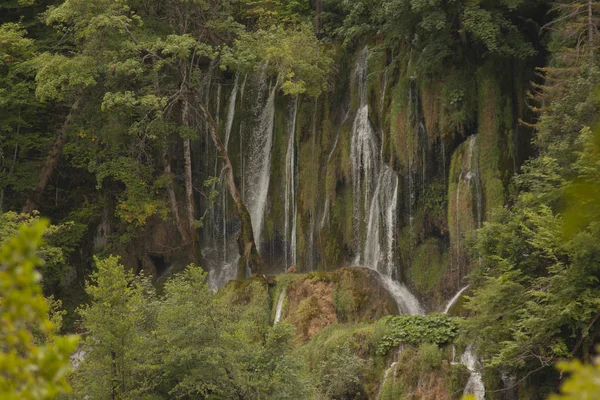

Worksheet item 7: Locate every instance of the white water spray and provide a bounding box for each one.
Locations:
[442,285,469,314]
[245,82,277,251]
[350,46,422,316]
[444,288,485,399]
[461,346,486,400]
[274,288,286,324]
[379,274,424,315]
[284,98,299,269]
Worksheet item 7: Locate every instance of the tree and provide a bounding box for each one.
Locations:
[0,211,85,293]
[0,219,78,399]
[31,0,331,278]
[70,255,151,400]
[463,109,600,376]
[69,261,310,399]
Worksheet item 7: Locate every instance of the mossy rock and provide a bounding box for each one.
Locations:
[408,238,449,307]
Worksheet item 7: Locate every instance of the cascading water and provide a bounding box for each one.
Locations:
[320,110,350,229]
[220,74,240,263]
[224,73,239,149]
[501,372,517,400]
[444,288,485,399]
[461,346,486,400]
[469,136,483,230]
[70,350,86,370]
[442,285,469,314]
[377,346,404,400]
[350,46,422,315]
[284,99,299,269]
[245,77,277,251]
[274,288,286,324]
[207,70,275,290]
[379,275,424,315]
[351,47,380,250]
[363,166,398,276]
[454,135,483,280]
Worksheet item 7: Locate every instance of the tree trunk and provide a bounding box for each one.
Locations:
[162,147,190,242]
[181,98,196,241]
[197,101,261,277]
[589,0,594,66]
[23,98,81,213]
[316,0,323,38]
[457,1,468,47]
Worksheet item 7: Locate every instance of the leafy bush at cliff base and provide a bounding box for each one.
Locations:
[377,314,459,355]
[68,259,312,399]
[315,345,367,399]
[0,220,79,399]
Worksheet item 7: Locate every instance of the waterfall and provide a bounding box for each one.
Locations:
[220,74,239,263]
[379,274,424,315]
[455,170,463,273]
[407,83,415,230]
[206,75,242,291]
[224,73,239,149]
[284,98,299,269]
[351,46,380,255]
[274,288,286,324]
[245,81,277,251]
[444,290,485,399]
[363,166,398,276]
[380,69,389,117]
[461,346,486,400]
[377,345,404,400]
[454,135,483,279]
[320,110,350,229]
[206,68,273,286]
[501,372,517,400]
[469,136,483,229]
[442,285,469,314]
[350,46,422,316]
[70,350,86,370]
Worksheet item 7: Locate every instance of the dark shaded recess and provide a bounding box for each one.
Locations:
[150,254,169,277]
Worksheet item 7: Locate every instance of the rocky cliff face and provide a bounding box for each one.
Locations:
[221,268,398,341]
[185,42,536,311]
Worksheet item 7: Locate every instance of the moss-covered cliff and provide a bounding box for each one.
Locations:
[187,41,540,312]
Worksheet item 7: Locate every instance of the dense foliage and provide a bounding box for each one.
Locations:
[377,314,458,355]
[2,0,600,398]
[0,220,78,399]
[66,258,311,399]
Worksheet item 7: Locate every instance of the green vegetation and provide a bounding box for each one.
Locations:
[377,314,458,355]
[2,0,600,398]
[0,220,78,399]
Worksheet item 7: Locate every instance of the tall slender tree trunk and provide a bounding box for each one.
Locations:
[316,0,323,37]
[197,101,261,277]
[23,98,81,213]
[589,0,594,66]
[162,147,189,242]
[457,1,468,47]
[181,98,196,242]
